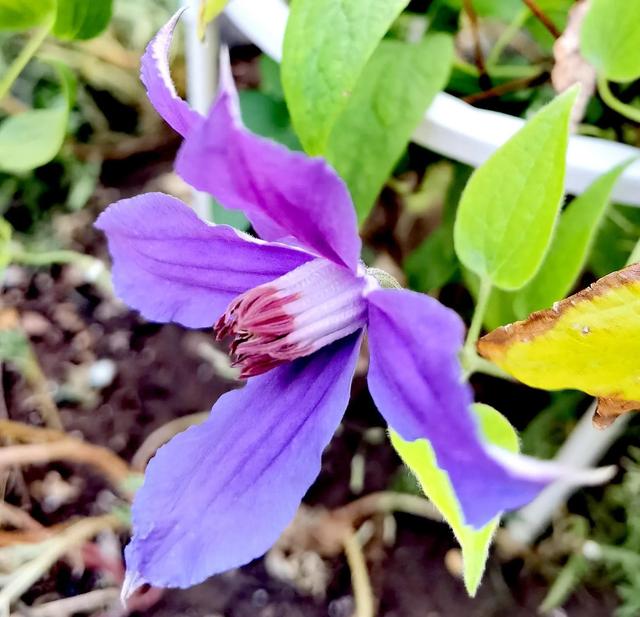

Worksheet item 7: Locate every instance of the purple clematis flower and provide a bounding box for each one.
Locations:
[97,13,612,594]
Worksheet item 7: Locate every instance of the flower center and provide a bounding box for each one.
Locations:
[214,259,370,378]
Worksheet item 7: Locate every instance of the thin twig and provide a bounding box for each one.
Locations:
[342,529,375,617]
[0,515,122,615]
[336,491,441,526]
[21,349,64,432]
[0,502,43,532]
[0,420,66,444]
[0,528,61,547]
[9,588,120,617]
[132,412,209,472]
[463,72,549,105]
[0,443,133,496]
[0,422,136,497]
[462,0,490,87]
[0,310,63,430]
[521,0,561,38]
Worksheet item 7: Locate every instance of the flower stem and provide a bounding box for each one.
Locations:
[597,75,640,124]
[0,17,54,101]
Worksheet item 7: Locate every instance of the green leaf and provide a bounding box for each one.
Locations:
[539,554,590,613]
[405,164,468,293]
[581,0,640,83]
[0,63,75,174]
[326,35,453,222]
[259,55,285,101]
[513,160,634,318]
[463,268,518,330]
[589,204,640,278]
[239,90,300,150]
[198,0,229,39]
[0,217,12,271]
[282,0,410,154]
[390,403,519,596]
[53,0,113,41]
[0,0,55,31]
[453,87,577,291]
[406,227,458,292]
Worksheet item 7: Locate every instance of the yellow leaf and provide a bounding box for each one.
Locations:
[198,0,228,39]
[478,263,640,427]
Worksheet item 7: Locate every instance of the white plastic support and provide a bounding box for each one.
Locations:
[224,0,640,206]
[181,0,218,220]
[507,404,630,545]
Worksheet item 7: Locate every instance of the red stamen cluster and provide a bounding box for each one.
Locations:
[214,286,302,378]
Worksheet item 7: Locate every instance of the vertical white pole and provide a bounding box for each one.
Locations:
[180,0,218,221]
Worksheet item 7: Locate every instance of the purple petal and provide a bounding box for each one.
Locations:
[124,332,362,590]
[140,9,201,137]
[95,192,313,328]
[366,289,614,527]
[175,53,361,271]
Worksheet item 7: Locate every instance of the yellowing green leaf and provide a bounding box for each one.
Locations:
[198,0,228,39]
[326,34,453,222]
[478,263,640,427]
[0,0,55,31]
[282,0,410,154]
[513,160,634,318]
[453,88,577,291]
[390,403,519,596]
[581,0,640,83]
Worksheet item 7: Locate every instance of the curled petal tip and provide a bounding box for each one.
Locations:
[141,8,200,136]
[487,446,617,487]
[121,569,147,604]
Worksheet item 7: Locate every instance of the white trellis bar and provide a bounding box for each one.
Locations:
[181,0,218,220]
[224,0,640,206]
[179,0,638,544]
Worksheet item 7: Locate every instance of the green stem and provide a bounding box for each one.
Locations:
[11,248,112,294]
[597,75,640,124]
[464,277,492,357]
[0,17,54,101]
[627,238,640,265]
[467,355,515,381]
[11,248,89,266]
[455,57,542,80]
[486,6,530,67]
